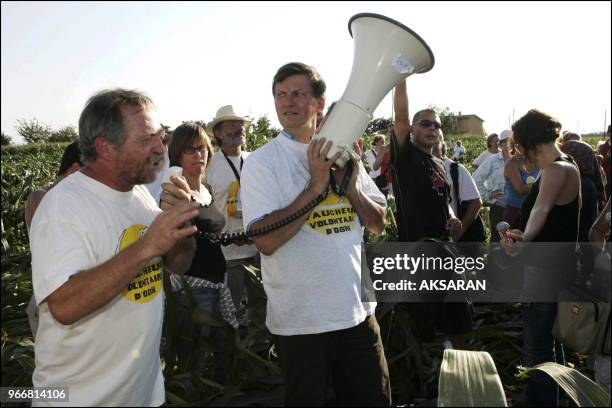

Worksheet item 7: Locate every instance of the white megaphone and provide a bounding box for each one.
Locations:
[313,13,435,168]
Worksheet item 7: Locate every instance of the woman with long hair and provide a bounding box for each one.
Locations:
[503,109,581,407]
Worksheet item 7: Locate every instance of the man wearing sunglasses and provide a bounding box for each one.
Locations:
[391,80,461,243]
[389,80,471,350]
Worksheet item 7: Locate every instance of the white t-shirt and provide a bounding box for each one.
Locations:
[472,150,495,167]
[206,150,258,261]
[30,172,165,407]
[443,158,481,215]
[241,131,385,336]
[453,145,466,160]
[364,148,381,178]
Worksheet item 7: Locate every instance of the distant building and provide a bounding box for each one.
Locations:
[457,114,486,135]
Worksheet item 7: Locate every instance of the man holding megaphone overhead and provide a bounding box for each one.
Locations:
[241,62,391,406]
[390,80,472,349]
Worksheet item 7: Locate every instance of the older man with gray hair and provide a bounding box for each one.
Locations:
[30,88,199,406]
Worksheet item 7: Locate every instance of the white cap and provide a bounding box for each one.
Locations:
[499,130,512,142]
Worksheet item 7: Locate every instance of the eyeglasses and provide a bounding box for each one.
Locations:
[183,145,208,155]
[417,120,442,129]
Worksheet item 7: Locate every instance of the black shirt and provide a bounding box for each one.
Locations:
[186,184,226,283]
[391,133,451,241]
[519,156,579,243]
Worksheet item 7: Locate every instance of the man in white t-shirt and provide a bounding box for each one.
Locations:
[205,105,267,347]
[434,140,482,238]
[452,140,466,162]
[241,62,390,406]
[29,89,199,406]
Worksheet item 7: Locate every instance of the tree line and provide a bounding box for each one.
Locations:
[1,105,461,147]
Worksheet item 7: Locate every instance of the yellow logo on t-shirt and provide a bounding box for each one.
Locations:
[307,192,357,235]
[227,180,240,217]
[117,224,163,304]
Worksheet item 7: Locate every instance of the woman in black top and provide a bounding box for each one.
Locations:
[503,109,580,407]
[166,122,234,384]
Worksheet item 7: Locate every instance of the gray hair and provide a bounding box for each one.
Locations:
[78,89,154,164]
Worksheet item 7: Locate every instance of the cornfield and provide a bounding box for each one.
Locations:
[1,133,606,406]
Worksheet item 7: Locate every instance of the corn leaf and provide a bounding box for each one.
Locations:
[438,349,507,407]
[518,362,610,407]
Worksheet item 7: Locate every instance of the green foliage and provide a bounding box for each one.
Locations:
[517,362,611,407]
[428,105,460,135]
[1,132,12,146]
[16,118,53,144]
[48,125,78,143]
[245,116,279,151]
[1,143,67,255]
[1,253,35,388]
[366,117,393,136]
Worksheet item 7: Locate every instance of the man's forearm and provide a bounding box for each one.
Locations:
[459,199,481,237]
[393,80,410,146]
[250,186,322,256]
[46,239,158,325]
[347,187,386,235]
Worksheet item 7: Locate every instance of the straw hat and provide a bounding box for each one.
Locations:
[205,105,251,137]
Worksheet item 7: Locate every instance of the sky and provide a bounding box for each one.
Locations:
[2,1,611,144]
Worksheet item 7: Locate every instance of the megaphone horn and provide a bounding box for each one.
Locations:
[313,13,435,168]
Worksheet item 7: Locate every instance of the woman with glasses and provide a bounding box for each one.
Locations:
[503,109,580,407]
[165,122,236,384]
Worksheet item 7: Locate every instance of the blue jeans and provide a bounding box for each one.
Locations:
[522,302,565,407]
[176,287,229,384]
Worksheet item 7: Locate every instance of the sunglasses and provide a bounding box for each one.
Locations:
[417,120,442,129]
[183,145,208,155]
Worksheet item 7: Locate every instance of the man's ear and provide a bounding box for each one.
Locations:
[317,96,326,113]
[94,137,116,161]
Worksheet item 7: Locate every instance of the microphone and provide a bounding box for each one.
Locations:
[496,221,511,242]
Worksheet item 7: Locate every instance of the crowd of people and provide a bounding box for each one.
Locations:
[24,61,611,407]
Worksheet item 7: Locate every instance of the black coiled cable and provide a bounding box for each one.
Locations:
[195,190,329,246]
